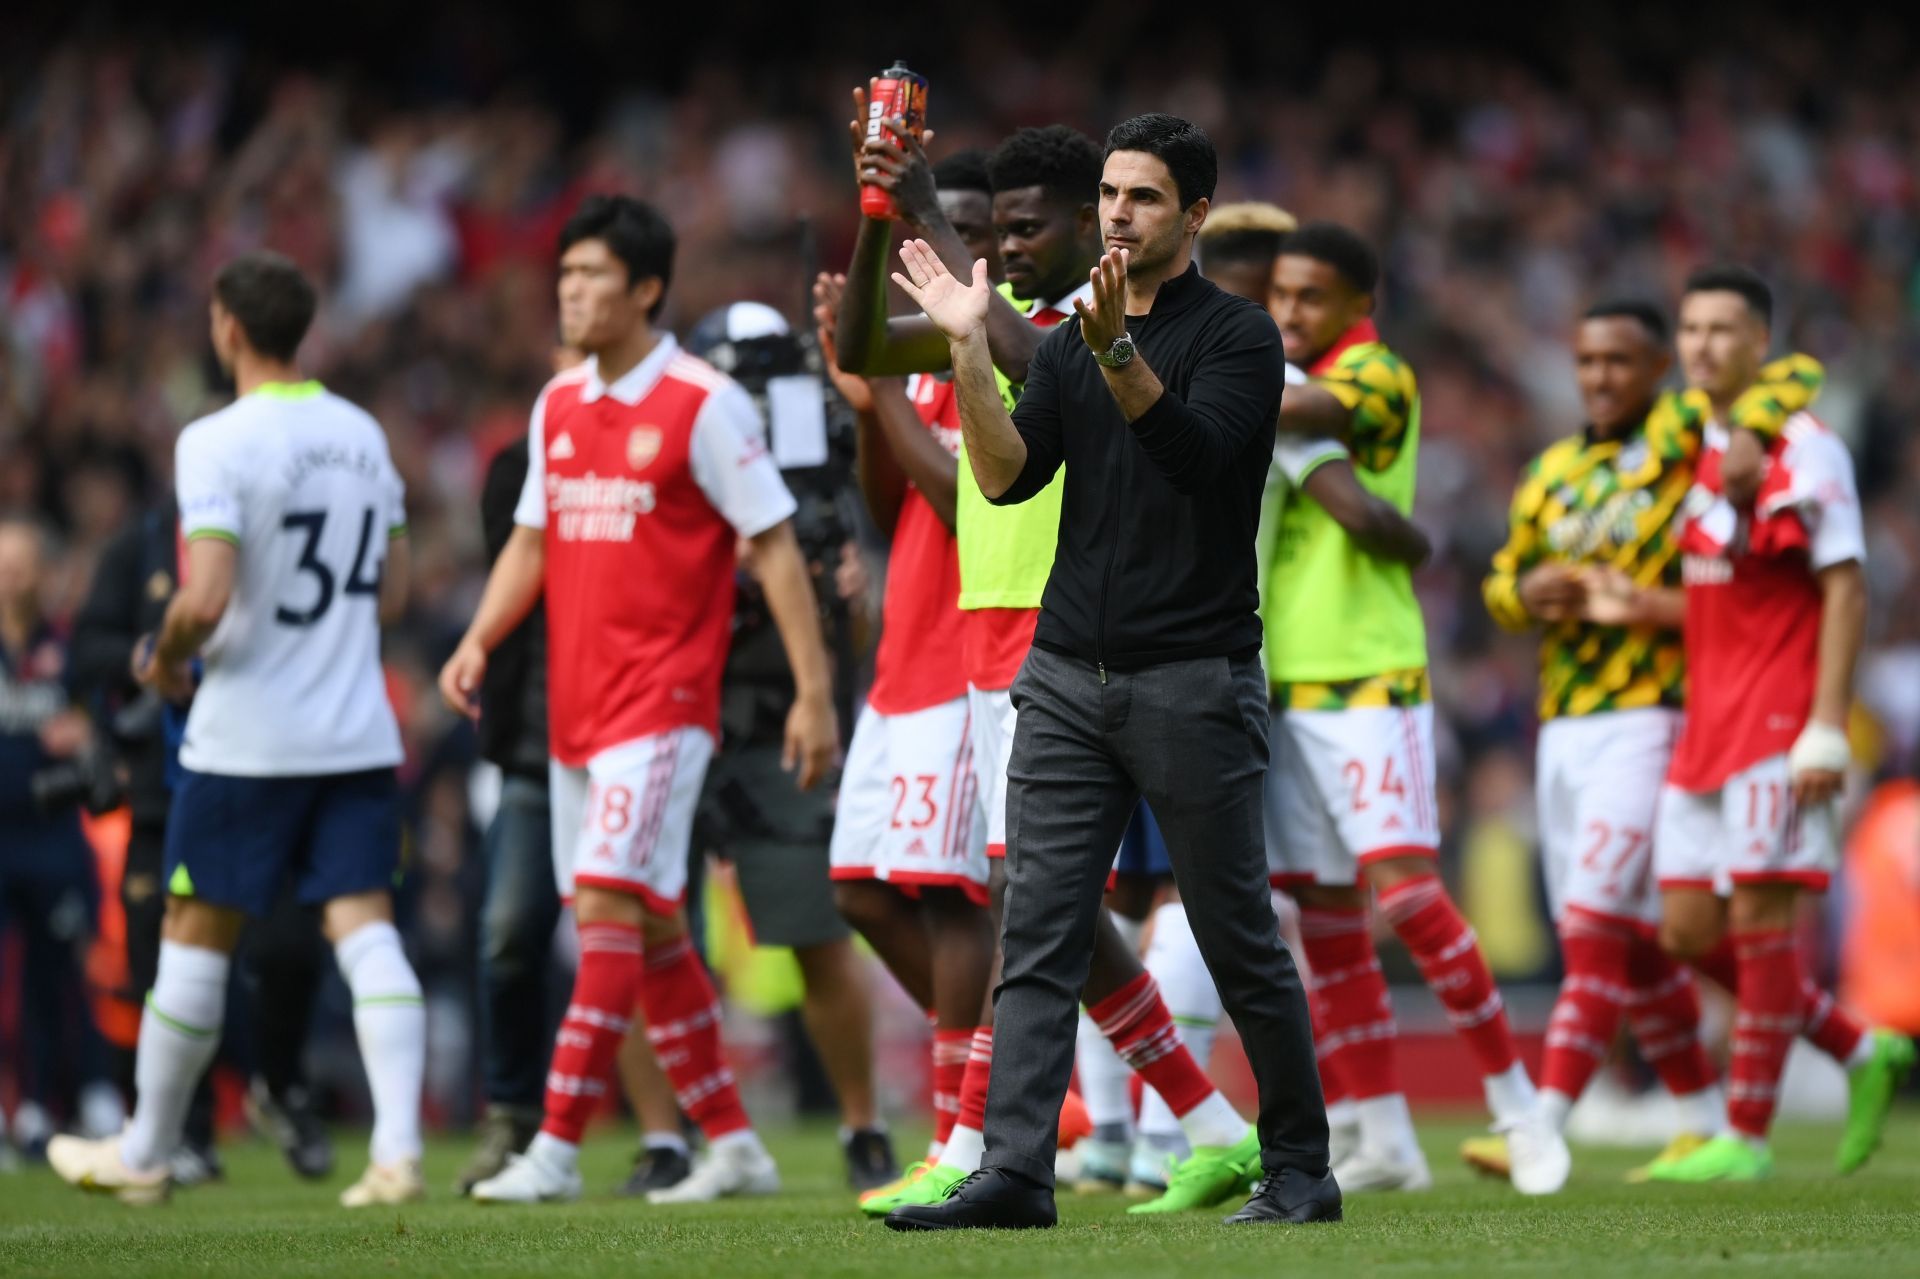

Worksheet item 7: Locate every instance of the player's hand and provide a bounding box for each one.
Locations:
[846,83,873,183]
[131,632,196,704]
[1720,429,1766,508]
[834,540,871,603]
[892,239,990,343]
[1793,768,1844,807]
[1518,562,1587,623]
[859,117,940,226]
[813,273,874,413]
[438,637,488,721]
[1577,565,1640,626]
[1075,248,1129,358]
[1789,719,1850,807]
[783,690,838,791]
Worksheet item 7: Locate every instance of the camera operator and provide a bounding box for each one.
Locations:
[617,302,895,1193]
[0,518,121,1159]
[69,499,335,1183]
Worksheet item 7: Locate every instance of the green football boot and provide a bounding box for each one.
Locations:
[1837,1029,1917,1175]
[1127,1128,1261,1215]
[1643,1134,1772,1183]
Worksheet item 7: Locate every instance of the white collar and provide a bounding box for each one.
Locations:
[582,333,681,406]
[1039,280,1097,315]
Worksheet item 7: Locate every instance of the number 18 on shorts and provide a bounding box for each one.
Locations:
[549,726,716,915]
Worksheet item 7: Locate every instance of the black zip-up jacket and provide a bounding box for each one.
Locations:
[993,262,1283,671]
[478,439,549,780]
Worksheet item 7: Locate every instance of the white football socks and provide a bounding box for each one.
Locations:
[122,941,229,1172]
[1075,1010,1136,1139]
[335,920,426,1166]
[1485,1062,1539,1127]
[1355,1093,1423,1164]
[527,1130,579,1174]
[1673,1085,1727,1137]
[938,1125,985,1173]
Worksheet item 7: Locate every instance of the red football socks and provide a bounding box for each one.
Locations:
[639,936,751,1139]
[930,1028,972,1148]
[1541,907,1634,1102]
[540,921,643,1144]
[1086,973,1212,1117]
[1378,874,1519,1076]
[1298,905,1399,1100]
[1624,932,1716,1098]
[1727,929,1802,1140]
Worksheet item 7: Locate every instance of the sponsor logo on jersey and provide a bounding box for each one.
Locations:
[626,426,662,471]
[547,472,656,541]
[1683,554,1733,586]
[550,431,576,460]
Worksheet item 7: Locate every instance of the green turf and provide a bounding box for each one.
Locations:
[3,1116,1916,1277]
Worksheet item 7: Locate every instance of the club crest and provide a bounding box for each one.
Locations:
[627,426,663,471]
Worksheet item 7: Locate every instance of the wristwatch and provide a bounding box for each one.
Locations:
[1094,333,1136,368]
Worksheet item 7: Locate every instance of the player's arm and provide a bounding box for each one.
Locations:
[748,520,838,790]
[873,382,958,531]
[892,242,1047,501]
[1484,456,1589,629]
[833,94,1040,381]
[135,536,236,702]
[1300,459,1431,567]
[1275,382,1355,439]
[1792,558,1866,806]
[437,525,543,720]
[379,531,410,626]
[818,278,957,531]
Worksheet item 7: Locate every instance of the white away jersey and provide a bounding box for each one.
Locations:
[175,382,406,776]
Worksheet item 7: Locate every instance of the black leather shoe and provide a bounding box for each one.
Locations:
[885,1168,1058,1231]
[1223,1167,1343,1224]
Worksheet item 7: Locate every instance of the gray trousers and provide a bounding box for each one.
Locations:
[981,646,1329,1187]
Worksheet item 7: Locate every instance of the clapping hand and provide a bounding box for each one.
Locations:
[812,272,873,412]
[891,239,989,344]
[1075,248,1130,358]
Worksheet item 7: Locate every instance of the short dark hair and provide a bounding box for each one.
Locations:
[1278,222,1379,295]
[986,126,1103,207]
[1682,264,1772,325]
[1582,298,1670,343]
[1101,113,1216,209]
[212,252,317,362]
[558,194,676,320]
[932,149,993,198]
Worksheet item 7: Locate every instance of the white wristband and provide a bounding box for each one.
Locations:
[1788,721,1851,778]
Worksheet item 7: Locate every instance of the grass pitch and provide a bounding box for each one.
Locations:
[3,1116,1915,1277]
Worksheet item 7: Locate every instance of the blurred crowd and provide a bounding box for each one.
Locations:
[5,9,1920,1138]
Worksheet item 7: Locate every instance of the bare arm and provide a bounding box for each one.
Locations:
[748,520,838,790]
[1810,559,1866,732]
[1300,461,1431,567]
[891,241,1039,501]
[833,99,1041,381]
[1276,383,1355,439]
[817,273,957,530]
[379,531,410,626]
[134,536,235,703]
[870,381,958,531]
[156,537,235,664]
[436,524,544,719]
[1788,558,1866,807]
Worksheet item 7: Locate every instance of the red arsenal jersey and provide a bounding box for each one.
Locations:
[1667,415,1865,792]
[868,374,968,715]
[514,337,796,766]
